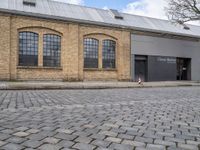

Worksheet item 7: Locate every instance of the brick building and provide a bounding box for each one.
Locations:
[0,0,200,81]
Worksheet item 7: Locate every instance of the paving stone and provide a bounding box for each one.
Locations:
[186,140,200,145]
[167,146,183,150]
[164,137,185,143]
[110,128,126,134]
[13,132,30,137]
[143,132,161,139]
[0,134,11,140]
[96,148,113,150]
[99,131,118,137]
[154,139,176,146]
[105,137,122,143]
[41,126,57,131]
[72,143,96,150]
[103,123,119,128]
[156,131,174,137]
[0,129,15,134]
[54,133,77,140]
[75,136,93,144]
[28,134,47,141]
[22,140,43,148]
[0,140,7,147]
[177,143,199,150]
[84,128,99,135]
[135,147,147,150]
[109,143,134,150]
[134,136,154,144]
[38,144,61,150]
[91,140,111,148]
[7,137,27,144]
[122,140,146,147]
[175,134,195,140]
[146,144,166,150]
[43,137,60,144]
[2,143,25,150]
[72,131,91,136]
[62,148,76,150]
[58,140,75,148]
[117,134,134,140]
[83,124,96,129]
[16,127,29,131]
[90,134,106,140]
[26,129,40,134]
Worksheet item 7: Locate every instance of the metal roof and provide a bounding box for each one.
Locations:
[1,0,200,38]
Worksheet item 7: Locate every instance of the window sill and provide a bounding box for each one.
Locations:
[17,66,63,70]
[84,68,117,71]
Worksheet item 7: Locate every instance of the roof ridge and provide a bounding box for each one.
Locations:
[48,0,109,12]
[0,0,200,38]
[48,0,200,27]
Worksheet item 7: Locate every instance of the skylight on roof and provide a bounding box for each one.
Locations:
[23,0,36,7]
[183,24,190,30]
[109,9,123,20]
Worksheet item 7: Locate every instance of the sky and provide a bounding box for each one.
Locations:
[54,0,199,25]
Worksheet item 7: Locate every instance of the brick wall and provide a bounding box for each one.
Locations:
[0,14,131,81]
[79,26,131,81]
[0,15,11,80]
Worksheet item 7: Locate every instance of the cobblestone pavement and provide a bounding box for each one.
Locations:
[0,87,200,150]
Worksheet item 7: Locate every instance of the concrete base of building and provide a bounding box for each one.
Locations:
[0,81,199,90]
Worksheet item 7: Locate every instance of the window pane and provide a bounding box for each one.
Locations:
[19,32,38,66]
[84,38,99,68]
[102,40,116,68]
[43,34,61,67]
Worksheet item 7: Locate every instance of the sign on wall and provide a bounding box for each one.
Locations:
[157,57,176,64]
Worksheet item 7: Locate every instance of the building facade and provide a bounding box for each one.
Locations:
[0,0,200,82]
[131,33,200,82]
[0,14,131,81]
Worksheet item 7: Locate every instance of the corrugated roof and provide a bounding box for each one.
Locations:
[1,0,200,38]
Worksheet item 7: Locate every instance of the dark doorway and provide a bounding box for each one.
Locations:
[177,58,191,80]
[135,55,147,82]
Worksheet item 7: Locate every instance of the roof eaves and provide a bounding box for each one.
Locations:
[0,8,200,39]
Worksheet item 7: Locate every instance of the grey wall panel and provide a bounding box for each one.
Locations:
[131,34,200,81]
[147,56,177,81]
[131,55,135,81]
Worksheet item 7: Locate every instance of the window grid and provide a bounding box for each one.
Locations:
[102,40,116,68]
[84,38,99,68]
[43,34,61,67]
[19,32,38,66]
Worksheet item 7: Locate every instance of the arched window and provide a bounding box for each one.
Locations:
[84,38,99,68]
[19,31,38,66]
[43,34,61,67]
[102,39,116,68]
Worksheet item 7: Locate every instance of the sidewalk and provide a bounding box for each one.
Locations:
[0,81,200,90]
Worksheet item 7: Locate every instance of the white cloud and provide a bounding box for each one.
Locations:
[188,21,200,25]
[103,6,109,10]
[122,0,200,25]
[52,0,84,5]
[123,0,168,20]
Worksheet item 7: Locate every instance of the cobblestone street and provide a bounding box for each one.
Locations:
[0,87,200,150]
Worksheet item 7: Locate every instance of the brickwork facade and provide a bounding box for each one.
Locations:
[0,13,131,81]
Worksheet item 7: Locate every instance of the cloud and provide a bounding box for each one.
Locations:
[123,0,168,20]
[122,0,200,25]
[52,0,84,5]
[188,21,200,25]
[103,6,109,10]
